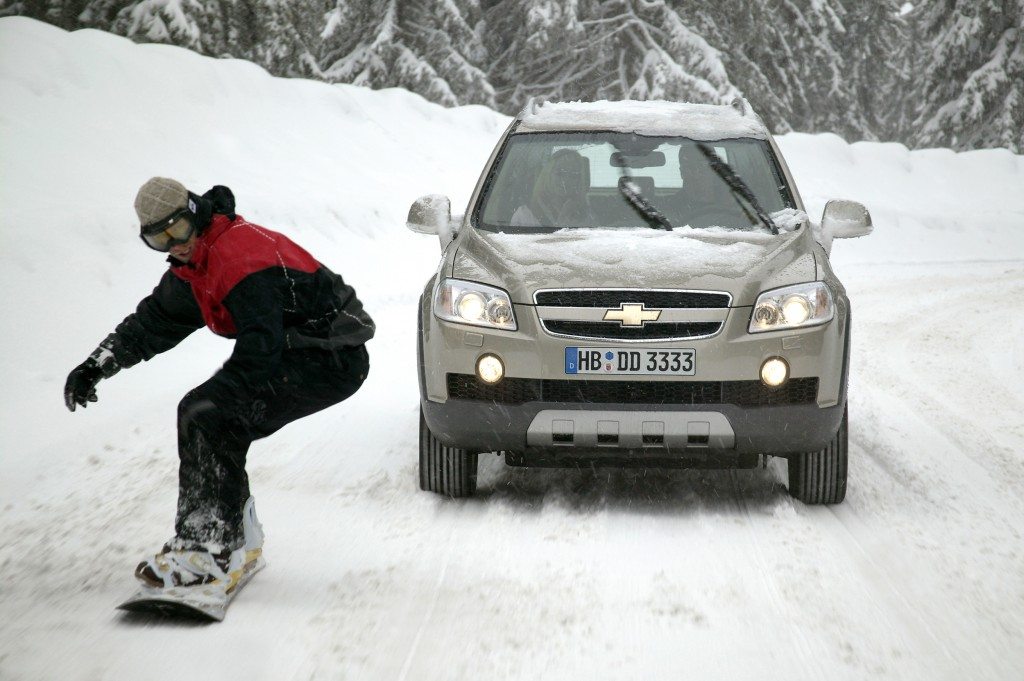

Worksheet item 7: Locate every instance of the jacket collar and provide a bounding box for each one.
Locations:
[167,214,236,270]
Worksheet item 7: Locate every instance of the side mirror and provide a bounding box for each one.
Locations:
[407,194,458,250]
[822,199,873,240]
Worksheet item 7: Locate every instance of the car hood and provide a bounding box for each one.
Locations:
[451,226,818,307]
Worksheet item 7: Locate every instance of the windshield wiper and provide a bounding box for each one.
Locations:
[695,143,779,235]
[617,171,674,231]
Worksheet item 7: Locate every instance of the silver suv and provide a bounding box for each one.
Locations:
[408,99,871,504]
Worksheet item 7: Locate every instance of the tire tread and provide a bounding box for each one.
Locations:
[419,410,478,498]
[788,407,847,505]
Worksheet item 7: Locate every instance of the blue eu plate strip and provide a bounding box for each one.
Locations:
[564,347,578,374]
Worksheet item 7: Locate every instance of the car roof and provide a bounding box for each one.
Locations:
[515,99,769,140]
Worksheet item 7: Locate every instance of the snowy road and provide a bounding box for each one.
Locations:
[3,258,1022,680]
[2,18,1023,681]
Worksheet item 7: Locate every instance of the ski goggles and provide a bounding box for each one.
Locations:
[139,206,196,252]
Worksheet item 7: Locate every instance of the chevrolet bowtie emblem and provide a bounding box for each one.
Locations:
[603,303,662,327]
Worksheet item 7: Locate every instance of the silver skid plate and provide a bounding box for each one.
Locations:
[527,409,735,450]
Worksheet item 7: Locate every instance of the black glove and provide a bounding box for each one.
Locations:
[64,337,123,412]
[64,359,103,411]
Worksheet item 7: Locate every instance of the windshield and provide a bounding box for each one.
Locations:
[475,132,794,233]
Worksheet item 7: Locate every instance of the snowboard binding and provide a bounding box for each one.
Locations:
[118,497,265,621]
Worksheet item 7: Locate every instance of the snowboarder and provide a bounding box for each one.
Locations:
[64,177,374,607]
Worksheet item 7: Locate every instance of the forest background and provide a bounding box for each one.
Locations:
[3,0,1022,152]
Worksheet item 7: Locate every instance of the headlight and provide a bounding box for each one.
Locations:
[434,278,517,331]
[749,282,834,333]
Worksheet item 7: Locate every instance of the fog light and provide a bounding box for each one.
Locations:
[476,354,504,384]
[760,357,789,387]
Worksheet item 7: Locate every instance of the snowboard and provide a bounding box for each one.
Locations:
[117,555,265,622]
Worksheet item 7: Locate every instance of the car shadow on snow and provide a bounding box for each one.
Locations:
[473,454,792,516]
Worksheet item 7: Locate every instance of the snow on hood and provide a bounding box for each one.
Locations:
[517,100,768,140]
[453,226,807,304]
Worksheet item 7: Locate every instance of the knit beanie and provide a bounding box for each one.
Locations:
[134,177,189,227]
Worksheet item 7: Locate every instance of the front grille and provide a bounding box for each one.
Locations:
[542,320,721,340]
[542,379,724,404]
[535,290,730,308]
[447,374,818,407]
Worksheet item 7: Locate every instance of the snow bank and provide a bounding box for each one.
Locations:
[779,133,1024,264]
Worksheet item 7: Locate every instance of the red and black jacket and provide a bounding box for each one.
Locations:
[99,187,374,406]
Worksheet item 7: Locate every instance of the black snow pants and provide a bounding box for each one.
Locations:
[174,344,369,547]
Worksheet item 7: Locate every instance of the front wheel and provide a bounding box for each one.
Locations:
[787,406,848,504]
[419,409,478,497]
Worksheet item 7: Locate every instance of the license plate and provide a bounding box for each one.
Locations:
[564,347,696,375]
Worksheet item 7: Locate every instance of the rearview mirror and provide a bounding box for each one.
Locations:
[822,199,873,239]
[611,151,666,168]
[407,194,458,250]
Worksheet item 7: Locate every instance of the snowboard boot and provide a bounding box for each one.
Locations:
[135,496,264,593]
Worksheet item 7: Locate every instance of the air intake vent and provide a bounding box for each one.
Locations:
[534,290,730,308]
[446,374,818,407]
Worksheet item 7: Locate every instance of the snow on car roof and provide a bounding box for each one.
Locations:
[517,99,768,140]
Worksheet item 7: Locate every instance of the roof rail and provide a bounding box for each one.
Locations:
[519,95,544,119]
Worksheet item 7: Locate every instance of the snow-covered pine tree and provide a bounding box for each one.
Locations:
[319,0,494,108]
[401,0,495,107]
[2,0,1020,151]
[593,0,739,105]
[0,0,88,26]
[485,0,739,115]
[105,0,208,52]
[910,0,1024,152]
[100,0,320,77]
[890,1,918,141]
[758,0,869,139]
[483,0,594,109]
[318,0,392,89]
[673,0,804,134]
[669,1,887,142]
[833,0,907,140]
[218,0,323,78]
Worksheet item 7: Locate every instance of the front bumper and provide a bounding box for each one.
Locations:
[422,396,846,457]
[417,287,850,462]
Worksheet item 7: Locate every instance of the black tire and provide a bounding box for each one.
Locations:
[787,406,848,504]
[419,409,478,497]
